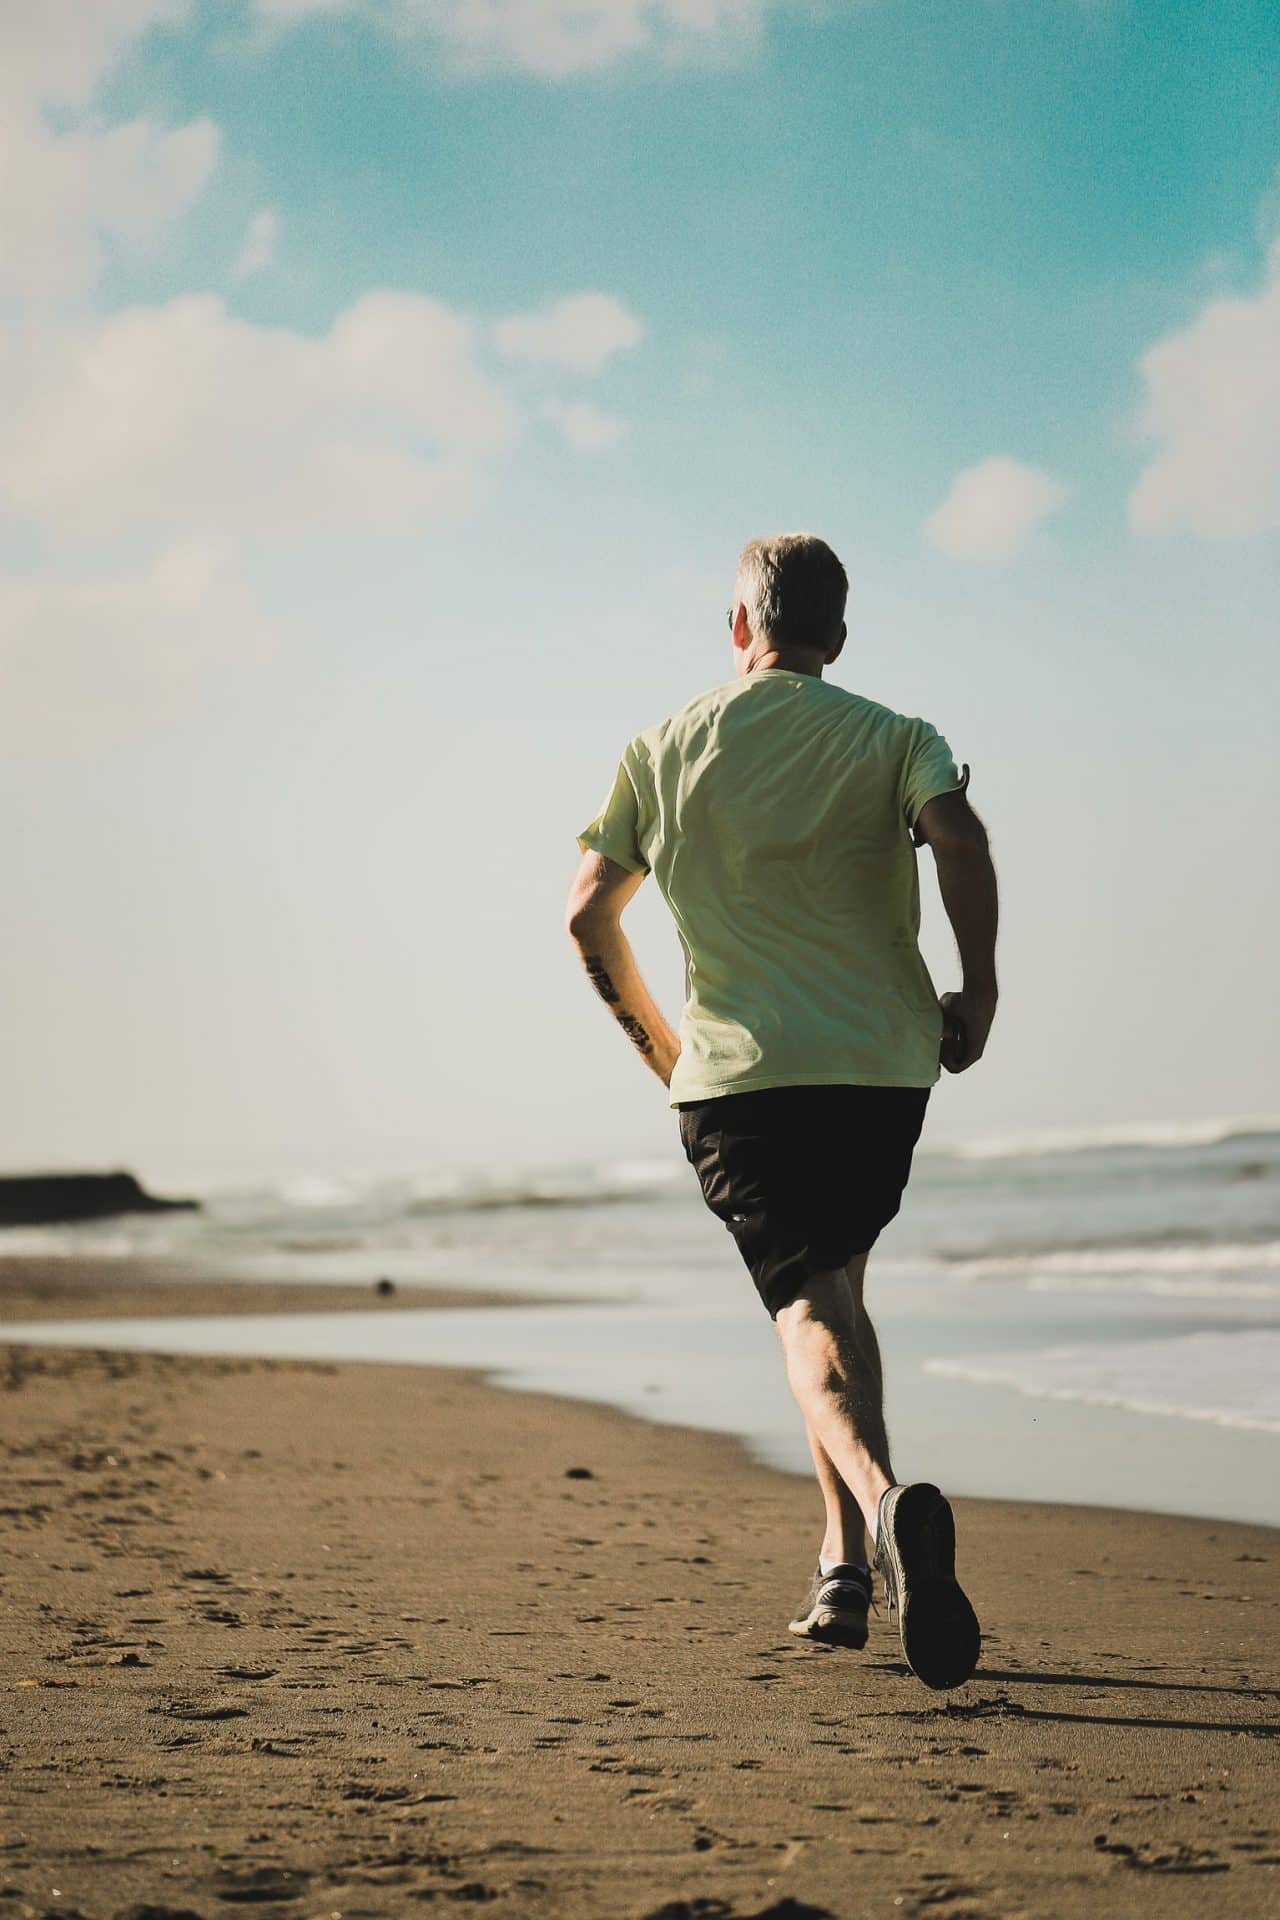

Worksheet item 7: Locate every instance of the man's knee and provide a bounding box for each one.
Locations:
[776,1278,854,1386]
[776,1271,855,1342]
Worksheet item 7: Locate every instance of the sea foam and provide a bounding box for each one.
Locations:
[925,1329,1280,1435]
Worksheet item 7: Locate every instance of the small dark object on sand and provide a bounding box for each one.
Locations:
[375,1277,396,1296]
[565,1466,594,1479]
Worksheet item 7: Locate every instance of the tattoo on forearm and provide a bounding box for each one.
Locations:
[617,1013,654,1057]
[583,954,619,1004]
[582,954,654,1056]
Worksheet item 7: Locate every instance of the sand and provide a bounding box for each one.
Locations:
[0,1276,1276,1920]
[0,1259,569,1323]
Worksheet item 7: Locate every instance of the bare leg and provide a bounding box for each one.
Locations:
[800,1254,894,1562]
[775,1257,895,1542]
[850,1265,888,1426]
[804,1420,868,1565]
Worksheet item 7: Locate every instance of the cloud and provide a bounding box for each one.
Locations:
[493,291,644,373]
[232,207,279,280]
[0,1,217,303]
[0,291,519,542]
[0,536,272,754]
[255,0,771,78]
[0,0,646,750]
[1127,251,1280,541]
[0,0,188,111]
[0,276,640,750]
[923,456,1070,563]
[0,111,220,301]
[540,397,627,449]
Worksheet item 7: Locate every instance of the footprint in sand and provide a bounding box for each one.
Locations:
[209,1865,311,1903]
[642,1899,837,1920]
[1093,1835,1230,1874]
[151,1698,249,1722]
[115,1906,208,1919]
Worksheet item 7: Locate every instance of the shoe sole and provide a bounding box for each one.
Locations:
[788,1607,869,1650]
[875,1482,980,1689]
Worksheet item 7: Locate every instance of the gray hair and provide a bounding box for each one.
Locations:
[735,532,848,652]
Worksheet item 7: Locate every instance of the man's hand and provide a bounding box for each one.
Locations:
[939,987,997,1074]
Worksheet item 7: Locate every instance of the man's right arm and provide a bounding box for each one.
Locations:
[913,787,999,1074]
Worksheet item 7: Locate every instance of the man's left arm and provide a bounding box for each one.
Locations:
[565,852,681,1088]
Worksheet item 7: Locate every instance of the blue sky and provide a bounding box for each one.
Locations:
[2,0,1278,1179]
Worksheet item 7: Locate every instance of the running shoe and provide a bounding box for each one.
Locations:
[788,1562,872,1648]
[873,1482,981,1689]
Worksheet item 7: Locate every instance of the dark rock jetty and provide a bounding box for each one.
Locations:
[0,1171,201,1228]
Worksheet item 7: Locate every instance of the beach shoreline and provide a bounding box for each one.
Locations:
[5,1252,1276,1535]
[1,1276,1275,1918]
[0,1255,582,1323]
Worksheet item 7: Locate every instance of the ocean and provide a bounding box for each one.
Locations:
[3,1118,1278,1528]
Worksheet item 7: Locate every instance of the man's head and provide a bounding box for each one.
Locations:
[730,532,848,677]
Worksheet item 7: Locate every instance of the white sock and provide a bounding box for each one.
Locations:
[819,1552,868,1577]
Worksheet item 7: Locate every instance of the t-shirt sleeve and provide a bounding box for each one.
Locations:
[575,743,651,875]
[900,720,971,845]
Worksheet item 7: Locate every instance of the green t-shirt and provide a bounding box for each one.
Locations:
[576,668,969,1108]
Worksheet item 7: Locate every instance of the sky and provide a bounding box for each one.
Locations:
[2,0,1278,1183]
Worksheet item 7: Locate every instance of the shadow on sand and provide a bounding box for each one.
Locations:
[860,1660,1279,1738]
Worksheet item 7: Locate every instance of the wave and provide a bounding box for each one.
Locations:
[142,1158,687,1223]
[1025,1272,1280,1301]
[405,1158,683,1217]
[946,1239,1280,1297]
[407,1182,661,1217]
[938,1115,1280,1162]
[271,1175,366,1211]
[925,1330,1280,1435]
[126,1118,1280,1224]
[0,1225,178,1260]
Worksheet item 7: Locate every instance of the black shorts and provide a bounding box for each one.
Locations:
[677,1083,930,1318]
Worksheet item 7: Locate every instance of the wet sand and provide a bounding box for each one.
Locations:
[0,1257,570,1322]
[0,1282,1276,1919]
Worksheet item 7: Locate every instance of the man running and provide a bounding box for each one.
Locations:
[565,532,998,1690]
